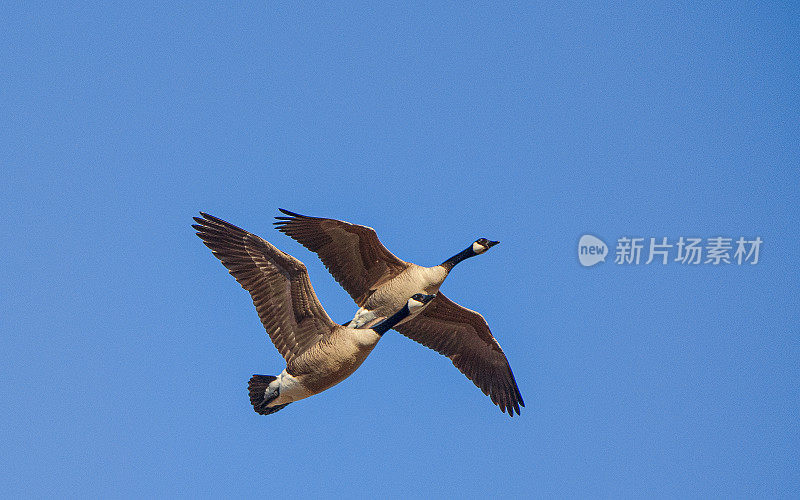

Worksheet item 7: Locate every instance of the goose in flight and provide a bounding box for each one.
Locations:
[274,209,524,416]
[193,212,436,415]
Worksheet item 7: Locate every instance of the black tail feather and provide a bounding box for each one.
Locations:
[248,375,290,415]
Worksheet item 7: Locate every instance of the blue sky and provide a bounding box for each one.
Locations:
[2,2,798,497]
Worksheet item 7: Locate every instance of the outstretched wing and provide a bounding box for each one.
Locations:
[394,292,524,416]
[193,212,336,363]
[273,209,409,306]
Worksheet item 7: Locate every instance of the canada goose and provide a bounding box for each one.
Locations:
[193,212,436,415]
[274,209,524,416]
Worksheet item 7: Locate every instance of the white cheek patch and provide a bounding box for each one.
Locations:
[472,242,487,254]
[408,298,426,313]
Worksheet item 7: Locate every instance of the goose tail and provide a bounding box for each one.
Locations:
[248,375,290,415]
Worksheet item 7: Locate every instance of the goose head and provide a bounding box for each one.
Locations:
[408,293,436,313]
[372,293,436,335]
[471,238,500,255]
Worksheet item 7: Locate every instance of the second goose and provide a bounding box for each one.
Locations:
[274,209,524,416]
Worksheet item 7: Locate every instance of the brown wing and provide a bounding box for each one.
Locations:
[273,209,409,306]
[394,292,524,416]
[193,212,336,363]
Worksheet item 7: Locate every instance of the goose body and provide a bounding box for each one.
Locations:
[193,212,434,414]
[267,326,381,406]
[349,263,448,328]
[274,209,524,416]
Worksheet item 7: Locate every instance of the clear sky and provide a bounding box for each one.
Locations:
[2,2,798,497]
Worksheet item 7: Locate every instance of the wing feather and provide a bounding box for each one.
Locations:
[273,209,408,306]
[394,292,524,416]
[193,212,335,363]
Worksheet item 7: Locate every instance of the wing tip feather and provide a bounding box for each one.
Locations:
[277,208,306,218]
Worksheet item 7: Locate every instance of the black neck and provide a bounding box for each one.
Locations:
[441,246,476,271]
[371,304,411,336]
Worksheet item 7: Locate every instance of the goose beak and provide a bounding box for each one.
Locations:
[487,240,500,248]
[420,294,436,304]
[411,293,437,304]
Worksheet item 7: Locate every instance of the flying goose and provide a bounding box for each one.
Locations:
[193,212,436,415]
[274,209,524,416]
